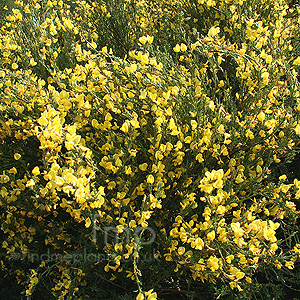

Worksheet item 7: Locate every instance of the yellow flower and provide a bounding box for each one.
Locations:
[279,174,287,181]
[269,243,278,254]
[130,118,140,129]
[8,167,17,175]
[208,101,215,110]
[12,63,18,70]
[14,153,21,160]
[216,205,226,215]
[139,36,148,44]
[200,183,214,193]
[218,80,225,87]
[148,36,154,44]
[139,35,154,44]
[245,277,252,283]
[139,163,148,171]
[173,44,181,52]
[286,201,296,210]
[193,237,204,250]
[191,120,197,130]
[196,153,204,163]
[261,71,269,85]
[172,86,180,95]
[165,254,173,261]
[147,174,154,184]
[38,116,48,126]
[120,120,129,133]
[136,292,145,300]
[235,174,244,183]
[265,54,272,64]
[208,26,220,37]
[293,56,300,66]
[63,18,74,30]
[32,166,40,176]
[231,222,244,238]
[26,179,35,187]
[226,255,234,264]
[29,58,37,66]
[257,111,265,122]
[207,256,219,272]
[295,124,300,135]
[168,118,179,135]
[256,165,262,173]
[280,184,291,193]
[85,218,91,228]
[177,246,185,255]
[213,179,223,189]
[218,124,225,134]
[140,53,149,65]
[285,260,294,270]
[207,231,215,241]
[180,43,187,52]
[235,271,245,280]
[147,292,157,300]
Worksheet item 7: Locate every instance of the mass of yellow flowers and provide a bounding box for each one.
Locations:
[1,0,300,299]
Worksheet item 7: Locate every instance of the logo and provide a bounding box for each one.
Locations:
[92,213,156,246]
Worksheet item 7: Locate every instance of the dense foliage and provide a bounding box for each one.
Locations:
[1,0,300,299]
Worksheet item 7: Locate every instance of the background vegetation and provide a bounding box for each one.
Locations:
[1,0,300,299]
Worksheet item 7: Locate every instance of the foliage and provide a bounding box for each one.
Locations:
[1,0,300,299]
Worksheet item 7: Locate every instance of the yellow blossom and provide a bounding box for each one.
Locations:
[139,35,154,44]
[177,246,185,255]
[180,43,187,52]
[32,166,40,176]
[173,44,181,52]
[218,124,225,134]
[295,124,300,135]
[207,256,219,272]
[14,153,21,160]
[147,174,155,184]
[85,218,91,228]
[136,292,145,300]
[293,56,300,65]
[257,111,265,122]
[120,120,130,133]
[208,26,220,37]
[207,231,215,241]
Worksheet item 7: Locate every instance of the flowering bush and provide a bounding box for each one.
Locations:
[1,0,300,299]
